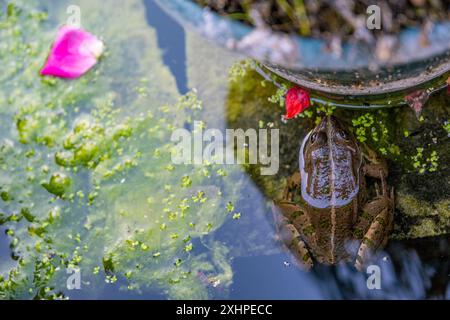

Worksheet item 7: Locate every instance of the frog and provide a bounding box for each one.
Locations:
[274,115,394,271]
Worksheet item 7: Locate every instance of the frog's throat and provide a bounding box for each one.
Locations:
[298,130,360,209]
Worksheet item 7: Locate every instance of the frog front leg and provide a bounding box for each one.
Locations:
[361,143,388,179]
[354,176,394,271]
[272,202,314,270]
[273,172,313,270]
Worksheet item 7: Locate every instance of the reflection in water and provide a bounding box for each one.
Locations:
[230,237,449,299]
[0,226,16,277]
[0,227,9,263]
[230,254,325,299]
[144,0,188,94]
[318,237,450,299]
[228,237,450,299]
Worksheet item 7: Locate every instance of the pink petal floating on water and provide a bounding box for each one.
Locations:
[40,26,104,79]
[283,86,311,120]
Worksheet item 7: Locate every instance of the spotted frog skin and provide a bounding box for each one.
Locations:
[274,116,394,271]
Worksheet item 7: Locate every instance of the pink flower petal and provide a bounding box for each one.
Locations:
[284,86,311,120]
[40,26,104,79]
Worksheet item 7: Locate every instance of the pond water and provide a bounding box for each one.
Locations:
[0,0,448,300]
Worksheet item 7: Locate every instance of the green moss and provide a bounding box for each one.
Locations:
[412,219,438,237]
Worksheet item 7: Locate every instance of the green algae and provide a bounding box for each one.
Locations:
[0,0,243,299]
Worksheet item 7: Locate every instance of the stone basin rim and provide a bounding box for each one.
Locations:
[265,62,450,97]
[154,0,450,67]
[154,0,450,104]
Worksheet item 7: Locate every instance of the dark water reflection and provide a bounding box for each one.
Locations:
[144,0,188,94]
[0,227,10,263]
[227,237,449,300]
[329,237,449,299]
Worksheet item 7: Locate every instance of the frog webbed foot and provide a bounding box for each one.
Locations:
[363,163,388,180]
[361,144,388,180]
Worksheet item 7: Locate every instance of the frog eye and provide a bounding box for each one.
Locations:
[337,129,349,140]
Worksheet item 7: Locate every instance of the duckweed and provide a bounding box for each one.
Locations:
[443,121,450,136]
[232,213,241,220]
[412,148,439,174]
[42,173,71,197]
[268,84,288,107]
[228,59,255,83]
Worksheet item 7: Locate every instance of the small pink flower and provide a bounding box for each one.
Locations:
[284,86,311,120]
[40,26,104,79]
